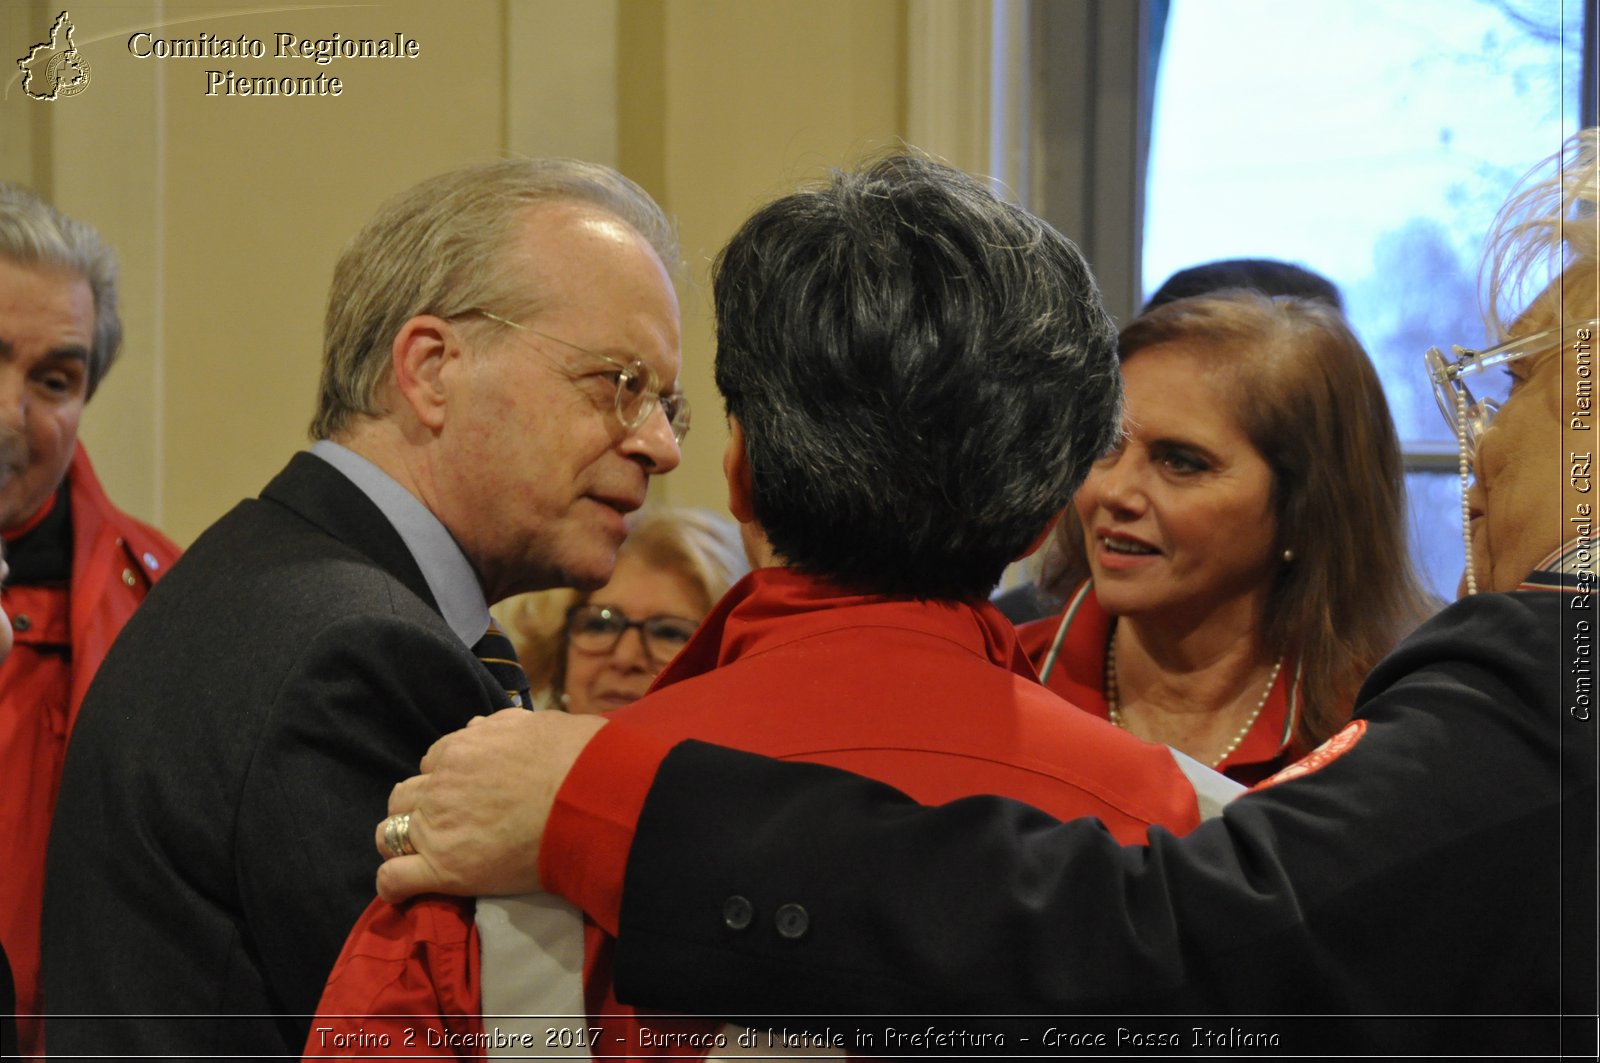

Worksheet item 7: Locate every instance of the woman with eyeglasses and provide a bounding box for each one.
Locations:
[495,507,747,714]
[1019,291,1438,783]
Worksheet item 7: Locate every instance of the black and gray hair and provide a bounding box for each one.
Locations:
[713,153,1120,601]
[311,157,678,440]
[0,183,121,396]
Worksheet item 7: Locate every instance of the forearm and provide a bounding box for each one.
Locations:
[541,722,675,936]
[609,741,1210,1015]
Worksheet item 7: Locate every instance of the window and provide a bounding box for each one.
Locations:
[1140,0,1590,598]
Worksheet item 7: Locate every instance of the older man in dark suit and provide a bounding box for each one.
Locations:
[42,159,686,1058]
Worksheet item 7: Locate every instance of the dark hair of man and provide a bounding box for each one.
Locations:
[712,153,1120,602]
[1143,257,1344,314]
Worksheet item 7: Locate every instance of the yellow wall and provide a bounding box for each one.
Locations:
[0,0,912,544]
[629,0,907,511]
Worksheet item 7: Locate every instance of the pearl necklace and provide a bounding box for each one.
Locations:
[1104,632,1284,769]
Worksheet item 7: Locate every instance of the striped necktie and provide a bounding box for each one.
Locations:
[472,620,532,709]
[473,618,585,1052]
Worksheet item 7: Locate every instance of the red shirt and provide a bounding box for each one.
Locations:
[310,570,1210,1059]
[0,445,179,1056]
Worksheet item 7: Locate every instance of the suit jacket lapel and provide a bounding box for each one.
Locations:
[258,452,440,615]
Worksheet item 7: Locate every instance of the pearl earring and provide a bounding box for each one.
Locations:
[1281,548,1295,563]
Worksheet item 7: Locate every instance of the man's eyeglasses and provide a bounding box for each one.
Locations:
[465,309,691,443]
[1424,318,1599,456]
[565,604,698,665]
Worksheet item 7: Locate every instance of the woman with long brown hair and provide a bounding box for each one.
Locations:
[1020,290,1436,782]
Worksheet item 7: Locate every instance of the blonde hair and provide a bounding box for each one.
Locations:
[1044,291,1434,749]
[493,508,748,704]
[1482,127,1600,338]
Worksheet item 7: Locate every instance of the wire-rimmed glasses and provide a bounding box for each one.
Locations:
[1423,319,1598,455]
[1424,317,1599,597]
[465,308,691,443]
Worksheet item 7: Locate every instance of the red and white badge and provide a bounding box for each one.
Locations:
[1251,719,1367,791]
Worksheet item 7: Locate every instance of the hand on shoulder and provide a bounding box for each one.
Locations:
[375,708,608,902]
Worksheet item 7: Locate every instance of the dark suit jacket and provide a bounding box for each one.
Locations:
[43,453,512,1060]
[607,590,1596,1055]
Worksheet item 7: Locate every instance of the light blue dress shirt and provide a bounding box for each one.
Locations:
[309,440,490,647]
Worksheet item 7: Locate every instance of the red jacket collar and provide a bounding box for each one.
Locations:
[651,567,1037,692]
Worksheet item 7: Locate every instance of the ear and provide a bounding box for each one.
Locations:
[390,315,458,432]
[723,416,757,524]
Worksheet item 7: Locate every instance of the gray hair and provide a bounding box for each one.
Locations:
[311,157,679,440]
[0,183,121,396]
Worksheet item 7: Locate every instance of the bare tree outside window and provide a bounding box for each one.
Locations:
[1142,0,1586,598]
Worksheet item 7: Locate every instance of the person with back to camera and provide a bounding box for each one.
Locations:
[1016,292,1436,783]
[309,152,1241,1059]
[374,129,1599,1055]
[494,507,747,713]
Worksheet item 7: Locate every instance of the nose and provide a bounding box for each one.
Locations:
[609,625,654,673]
[623,403,682,474]
[0,367,27,434]
[1468,416,1507,481]
[1084,449,1147,518]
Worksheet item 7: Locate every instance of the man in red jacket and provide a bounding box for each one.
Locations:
[0,184,180,1057]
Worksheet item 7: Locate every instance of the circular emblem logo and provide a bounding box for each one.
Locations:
[45,50,91,98]
[1251,718,1367,791]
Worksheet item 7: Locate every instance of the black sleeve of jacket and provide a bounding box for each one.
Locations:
[613,592,1595,1040]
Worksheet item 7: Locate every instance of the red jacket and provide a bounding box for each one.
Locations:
[0,444,180,1056]
[309,569,1214,1059]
